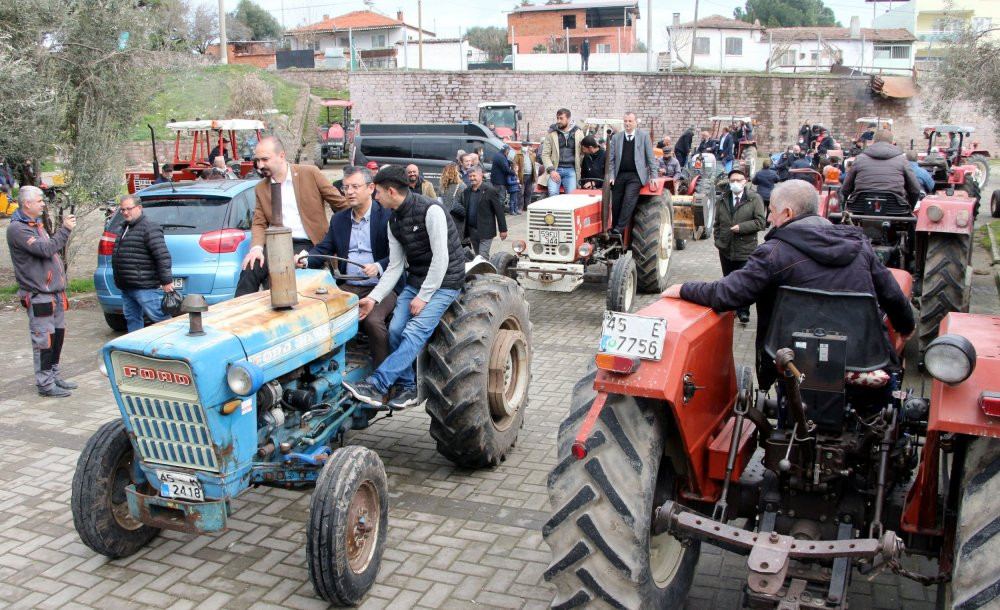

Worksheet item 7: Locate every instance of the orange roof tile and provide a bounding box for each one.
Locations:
[289,10,403,33]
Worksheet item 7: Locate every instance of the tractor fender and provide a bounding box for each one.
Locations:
[916,193,976,235]
[639,177,667,196]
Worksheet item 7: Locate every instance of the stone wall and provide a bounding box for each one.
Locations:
[300,70,992,153]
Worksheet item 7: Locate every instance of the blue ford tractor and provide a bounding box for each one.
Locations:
[70,223,531,605]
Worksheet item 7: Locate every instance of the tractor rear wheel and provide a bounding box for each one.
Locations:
[947,437,1000,610]
[967,154,990,190]
[694,177,715,240]
[544,370,700,608]
[423,275,531,468]
[631,194,673,293]
[918,234,971,355]
[606,253,637,313]
[308,446,388,605]
[991,189,1000,218]
[741,145,758,178]
[314,143,325,169]
[72,420,160,558]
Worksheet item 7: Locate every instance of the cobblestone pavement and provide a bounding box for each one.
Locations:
[0,202,997,609]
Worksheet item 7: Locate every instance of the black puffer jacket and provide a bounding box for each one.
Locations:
[112,214,172,289]
[841,141,921,204]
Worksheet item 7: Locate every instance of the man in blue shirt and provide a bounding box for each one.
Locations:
[297,165,397,366]
[906,151,935,194]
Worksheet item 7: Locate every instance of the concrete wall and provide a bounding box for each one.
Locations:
[512,52,650,72]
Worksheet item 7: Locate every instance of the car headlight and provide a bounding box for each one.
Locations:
[924,334,976,385]
[227,362,264,396]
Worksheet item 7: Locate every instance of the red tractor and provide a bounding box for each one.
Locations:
[546,275,1000,608]
[126,120,265,193]
[495,179,674,313]
[314,99,354,168]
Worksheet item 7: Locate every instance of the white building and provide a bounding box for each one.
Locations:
[285,10,435,69]
[395,38,490,71]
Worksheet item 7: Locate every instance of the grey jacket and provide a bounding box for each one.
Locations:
[608,128,658,186]
[6,208,71,295]
[841,141,921,204]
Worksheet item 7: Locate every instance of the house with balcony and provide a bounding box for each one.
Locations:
[285,10,434,69]
[507,0,640,55]
[873,0,1000,71]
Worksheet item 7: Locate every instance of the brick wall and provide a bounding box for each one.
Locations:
[508,10,636,53]
[343,71,997,153]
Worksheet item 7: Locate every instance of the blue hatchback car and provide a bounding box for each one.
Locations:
[95,180,259,331]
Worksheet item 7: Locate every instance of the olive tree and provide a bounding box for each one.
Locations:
[925,25,1000,139]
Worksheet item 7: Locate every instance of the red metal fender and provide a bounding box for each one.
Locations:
[915,192,976,235]
[640,177,668,196]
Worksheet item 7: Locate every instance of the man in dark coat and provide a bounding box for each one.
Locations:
[662,180,914,387]
[459,165,507,258]
[579,136,606,189]
[580,38,591,71]
[111,194,175,333]
[712,168,767,323]
[674,127,694,168]
[841,130,921,206]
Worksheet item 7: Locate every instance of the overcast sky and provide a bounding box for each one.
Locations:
[224,0,900,51]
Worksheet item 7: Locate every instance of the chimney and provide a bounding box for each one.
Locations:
[323,14,329,21]
[849,16,861,39]
[397,11,404,22]
[672,13,680,27]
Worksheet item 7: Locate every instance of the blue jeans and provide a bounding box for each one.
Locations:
[121,288,170,333]
[724,159,733,173]
[547,167,577,197]
[369,285,461,392]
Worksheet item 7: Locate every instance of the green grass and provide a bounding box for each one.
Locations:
[312,87,349,126]
[0,277,95,299]
[132,64,303,142]
[979,218,1000,251]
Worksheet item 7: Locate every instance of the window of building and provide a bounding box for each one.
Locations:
[694,37,710,55]
[596,43,611,53]
[931,18,963,33]
[569,45,578,53]
[339,37,349,47]
[371,34,386,48]
[563,15,577,29]
[725,37,742,56]
[586,8,628,28]
[972,17,992,32]
[810,51,819,65]
[313,40,320,51]
[777,49,796,66]
[873,44,910,59]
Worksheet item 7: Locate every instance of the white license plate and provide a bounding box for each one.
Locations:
[540,229,560,245]
[172,278,185,290]
[600,311,667,361]
[157,470,204,502]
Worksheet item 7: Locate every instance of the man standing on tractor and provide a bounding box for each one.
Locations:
[718,126,735,173]
[342,165,466,410]
[606,112,657,237]
[662,180,914,387]
[841,130,921,206]
[541,108,584,197]
[236,136,346,296]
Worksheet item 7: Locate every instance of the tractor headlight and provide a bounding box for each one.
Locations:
[558,245,571,256]
[98,354,108,377]
[925,204,944,222]
[578,243,594,257]
[227,362,264,396]
[924,334,976,385]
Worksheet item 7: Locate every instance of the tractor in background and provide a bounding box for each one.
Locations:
[709,115,759,177]
[916,124,986,204]
[671,152,721,250]
[478,102,524,141]
[314,99,354,168]
[71,206,532,605]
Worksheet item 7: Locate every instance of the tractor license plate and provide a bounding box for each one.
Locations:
[172,278,185,290]
[600,311,667,361]
[157,470,204,502]
[540,229,560,245]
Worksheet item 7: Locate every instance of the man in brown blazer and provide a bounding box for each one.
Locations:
[236,136,346,296]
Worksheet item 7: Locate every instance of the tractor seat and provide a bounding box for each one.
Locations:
[846,191,911,216]
[918,154,948,171]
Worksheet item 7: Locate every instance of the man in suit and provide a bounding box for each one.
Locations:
[236,135,347,296]
[606,112,657,236]
[458,165,507,258]
[296,166,397,366]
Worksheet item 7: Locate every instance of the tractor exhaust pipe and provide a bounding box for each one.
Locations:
[266,182,298,309]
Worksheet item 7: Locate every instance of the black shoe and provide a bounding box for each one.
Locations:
[738,311,750,324]
[342,379,384,406]
[55,379,79,390]
[387,386,420,410]
[38,385,71,398]
[608,229,623,238]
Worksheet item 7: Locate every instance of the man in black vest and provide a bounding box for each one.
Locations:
[342,165,466,410]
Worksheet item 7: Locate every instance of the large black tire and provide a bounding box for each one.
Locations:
[104,312,127,332]
[71,420,160,558]
[313,143,325,169]
[948,437,1000,610]
[741,145,758,178]
[918,234,971,355]
[631,194,674,293]
[423,275,531,468]
[675,238,686,251]
[308,446,388,605]
[544,369,700,608]
[991,189,1000,218]
[490,251,518,281]
[606,253,637,313]
[693,176,715,240]
[959,175,982,218]
[967,154,990,190]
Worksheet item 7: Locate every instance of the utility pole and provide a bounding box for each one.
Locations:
[689,0,699,71]
[418,0,424,69]
[646,0,652,72]
[218,0,228,64]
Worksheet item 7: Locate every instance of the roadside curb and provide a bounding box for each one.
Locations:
[988,223,1000,296]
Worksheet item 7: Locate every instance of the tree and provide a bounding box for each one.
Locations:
[532,43,548,53]
[734,0,839,28]
[466,26,511,63]
[188,2,218,53]
[231,0,283,41]
[927,25,1000,141]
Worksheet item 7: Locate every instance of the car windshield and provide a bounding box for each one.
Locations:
[107,197,230,235]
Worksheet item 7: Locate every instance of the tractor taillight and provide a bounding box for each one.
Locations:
[98,231,117,256]
[981,392,1000,418]
[200,228,246,253]
[595,353,640,374]
[512,239,526,254]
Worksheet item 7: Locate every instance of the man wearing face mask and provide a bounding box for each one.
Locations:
[711,168,766,324]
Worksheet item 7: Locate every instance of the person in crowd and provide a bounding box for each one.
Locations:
[459,165,507,258]
[438,163,467,237]
[906,151,935,194]
[751,158,779,204]
[711,168,767,324]
[718,126,735,173]
[841,130,921,206]
[153,163,174,184]
[490,144,519,214]
[460,152,478,186]
[696,130,716,155]
[674,127,694,168]
[817,129,837,155]
[6,186,77,397]
[541,108,584,197]
[341,165,467,410]
[658,146,682,178]
[406,164,437,199]
[208,135,230,165]
[579,136,606,189]
[514,142,537,212]
[235,136,347,296]
[580,38,591,71]
[110,194,174,333]
[607,112,657,237]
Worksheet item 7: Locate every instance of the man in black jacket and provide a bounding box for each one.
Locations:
[458,165,507,258]
[579,136,606,189]
[841,130,921,206]
[111,194,174,333]
[662,180,914,387]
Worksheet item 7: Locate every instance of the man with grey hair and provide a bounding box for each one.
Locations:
[662,179,914,387]
[459,164,507,258]
[6,186,78,397]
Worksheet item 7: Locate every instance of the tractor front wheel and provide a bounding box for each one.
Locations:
[313,143,325,169]
[967,154,990,190]
[308,445,388,605]
[631,194,673,293]
[741,145,758,178]
[544,370,700,608]
[918,234,971,355]
[694,177,715,240]
[606,254,637,313]
[423,275,531,468]
[71,420,160,558]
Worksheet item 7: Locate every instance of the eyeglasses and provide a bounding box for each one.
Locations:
[120,205,139,212]
[342,183,368,191]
